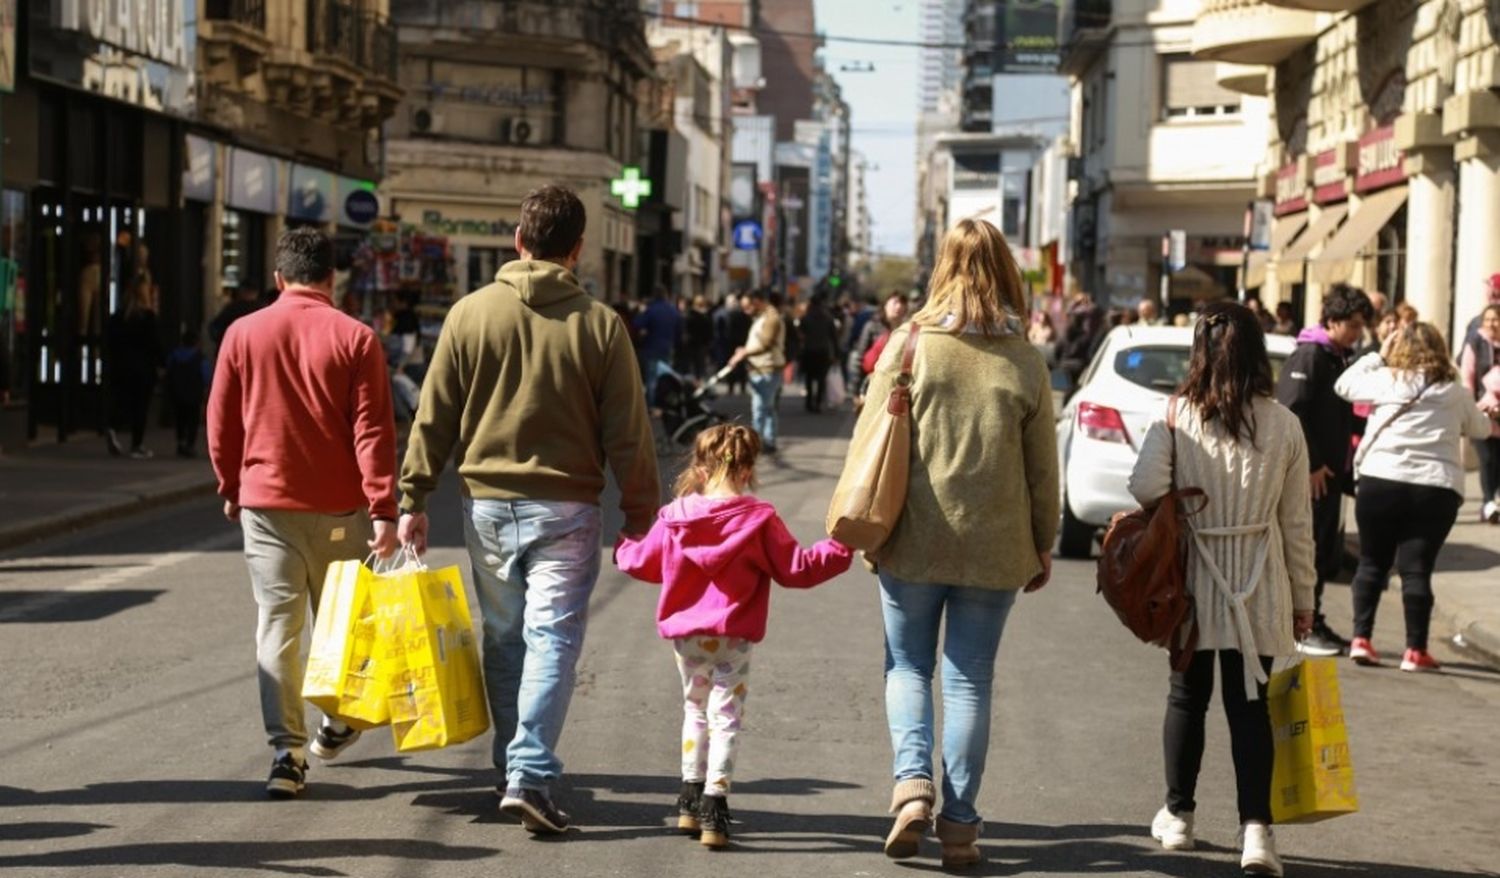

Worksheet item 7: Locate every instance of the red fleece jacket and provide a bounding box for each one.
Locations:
[614,495,853,642]
[207,287,398,520]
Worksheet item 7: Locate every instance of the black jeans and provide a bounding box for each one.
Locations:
[174,401,200,453]
[1164,650,1274,824]
[1351,475,1462,650]
[1473,437,1500,505]
[114,378,155,450]
[1310,485,1344,623]
[800,351,832,412]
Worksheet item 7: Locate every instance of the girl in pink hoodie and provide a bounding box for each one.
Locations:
[615,424,853,848]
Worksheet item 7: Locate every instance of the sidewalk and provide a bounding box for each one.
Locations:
[1427,471,1500,663]
[0,427,217,550]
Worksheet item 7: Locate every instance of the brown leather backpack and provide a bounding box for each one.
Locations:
[1096,400,1203,671]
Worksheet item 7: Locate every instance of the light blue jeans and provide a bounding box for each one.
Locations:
[462,498,602,791]
[748,371,782,447]
[880,573,1018,825]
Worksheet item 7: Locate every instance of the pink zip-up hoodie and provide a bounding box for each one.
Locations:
[614,494,853,642]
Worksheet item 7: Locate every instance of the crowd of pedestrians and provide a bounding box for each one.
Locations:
[198,184,1498,876]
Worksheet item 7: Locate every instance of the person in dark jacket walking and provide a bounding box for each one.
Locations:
[166,328,207,458]
[681,295,714,378]
[796,295,841,413]
[1274,283,1372,656]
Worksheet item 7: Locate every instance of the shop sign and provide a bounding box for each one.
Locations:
[1312,149,1348,205]
[1275,162,1306,216]
[227,148,279,215]
[336,176,379,227]
[418,209,518,240]
[31,0,196,116]
[1354,125,1405,193]
[1246,199,1274,251]
[183,134,216,203]
[53,0,189,67]
[288,165,335,223]
[418,82,553,108]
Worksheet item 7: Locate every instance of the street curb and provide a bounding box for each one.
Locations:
[1442,603,1500,668]
[0,479,219,552]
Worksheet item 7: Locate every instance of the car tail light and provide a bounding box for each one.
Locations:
[1078,402,1131,445]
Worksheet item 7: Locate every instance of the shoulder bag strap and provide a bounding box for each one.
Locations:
[888,324,921,416]
[1355,380,1432,469]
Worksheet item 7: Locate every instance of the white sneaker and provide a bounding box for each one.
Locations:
[1239,822,1283,876]
[1151,806,1195,851]
[1484,501,1500,524]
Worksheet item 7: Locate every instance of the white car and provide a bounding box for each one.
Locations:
[1054,325,1294,558]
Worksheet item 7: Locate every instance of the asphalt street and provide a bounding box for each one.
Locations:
[1,407,1497,878]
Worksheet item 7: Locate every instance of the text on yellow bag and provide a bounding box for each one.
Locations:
[373,564,490,752]
[1269,658,1359,824]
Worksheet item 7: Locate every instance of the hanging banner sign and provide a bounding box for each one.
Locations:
[1354,125,1406,193]
[1275,161,1307,216]
[1312,148,1348,205]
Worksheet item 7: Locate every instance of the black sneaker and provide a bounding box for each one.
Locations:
[1298,619,1349,657]
[500,787,570,834]
[676,781,705,835]
[699,794,731,848]
[266,753,307,800]
[309,723,361,761]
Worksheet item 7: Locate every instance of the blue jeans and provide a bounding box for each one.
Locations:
[462,498,602,791]
[880,574,1018,825]
[748,371,782,447]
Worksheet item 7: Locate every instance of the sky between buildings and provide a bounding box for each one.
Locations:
[814,0,921,258]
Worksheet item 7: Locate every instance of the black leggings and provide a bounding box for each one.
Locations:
[1351,475,1462,650]
[1165,650,1273,824]
[1474,437,1500,504]
[801,351,831,412]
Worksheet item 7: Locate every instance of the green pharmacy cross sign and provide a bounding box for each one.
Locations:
[611,166,653,209]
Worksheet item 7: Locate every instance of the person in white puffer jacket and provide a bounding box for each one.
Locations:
[1335,321,1492,673]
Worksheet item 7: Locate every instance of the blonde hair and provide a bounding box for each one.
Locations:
[912,218,1027,336]
[673,424,761,497]
[1387,322,1457,385]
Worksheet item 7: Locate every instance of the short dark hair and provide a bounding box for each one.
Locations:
[748,288,769,302]
[1321,283,1373,326]
[519,184,587,259]
[275,227,335,285]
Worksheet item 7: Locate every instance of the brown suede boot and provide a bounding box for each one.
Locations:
[936,816,982,870]
[884,778,936,859]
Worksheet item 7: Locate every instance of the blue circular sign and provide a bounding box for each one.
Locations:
[732,220,763,251]
[344,189,380,225]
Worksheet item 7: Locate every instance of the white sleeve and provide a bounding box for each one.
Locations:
[1334,352,1387,403]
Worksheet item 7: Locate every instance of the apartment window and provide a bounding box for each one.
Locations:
[1161,55,1241,119]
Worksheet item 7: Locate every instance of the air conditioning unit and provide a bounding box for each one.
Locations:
[500,117,537,145]
[411,106,444,135]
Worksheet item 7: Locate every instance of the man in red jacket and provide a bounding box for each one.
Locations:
[208,227,399,799]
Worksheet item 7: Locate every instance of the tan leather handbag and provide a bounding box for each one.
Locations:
[826,324,921,552]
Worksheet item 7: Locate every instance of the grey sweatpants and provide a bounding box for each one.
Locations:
[241,508,372,751]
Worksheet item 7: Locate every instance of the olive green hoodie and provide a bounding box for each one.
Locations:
[398,260,660,533]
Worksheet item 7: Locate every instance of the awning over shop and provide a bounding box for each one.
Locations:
[1309,186,1408,285]
[1245,212,1310,288]
[1275,203,1349,284]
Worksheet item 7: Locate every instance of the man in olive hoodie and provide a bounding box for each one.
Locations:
[398,185,659,834]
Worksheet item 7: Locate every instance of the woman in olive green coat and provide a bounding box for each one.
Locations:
[857,218,1059,869]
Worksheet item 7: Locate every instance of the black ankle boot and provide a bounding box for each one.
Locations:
[676,781,705,835]
[699,794,731,848]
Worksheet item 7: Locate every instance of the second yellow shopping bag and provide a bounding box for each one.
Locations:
[1269,658,1359,824]
[302,559,393,729]
[372,561,490,752]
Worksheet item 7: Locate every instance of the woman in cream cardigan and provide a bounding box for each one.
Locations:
[1128,302,1317,878]
[857,218,1058,870]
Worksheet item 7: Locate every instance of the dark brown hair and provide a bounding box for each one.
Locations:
[518,184,587,259]
[1179,301,1274,445]
[275,226,335,285]
[674,424,761,497]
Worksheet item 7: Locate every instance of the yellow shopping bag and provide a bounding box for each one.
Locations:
[1269,658,1359,823]
[372,563,490,752]
[302,559,393,729]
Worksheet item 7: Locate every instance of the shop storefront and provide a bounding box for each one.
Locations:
[4,0,196,442]
[1308,126,1409,297]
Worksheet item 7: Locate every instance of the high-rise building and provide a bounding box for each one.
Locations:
[918,0,966,115]
[757,0,819,142]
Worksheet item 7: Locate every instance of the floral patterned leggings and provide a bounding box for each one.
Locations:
[673,636,753,796]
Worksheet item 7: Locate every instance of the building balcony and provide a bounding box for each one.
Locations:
[200,0,272,77]
[1060,0,1113,75]
[1262,0,1373,11]
[1217,62,1269,95]
[1190,0,1321,66]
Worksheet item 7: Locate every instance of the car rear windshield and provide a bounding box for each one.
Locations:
[1114,346,1286,393]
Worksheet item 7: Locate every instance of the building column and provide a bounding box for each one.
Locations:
[1403,152,1455,326]
[1444,93,1500,343]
